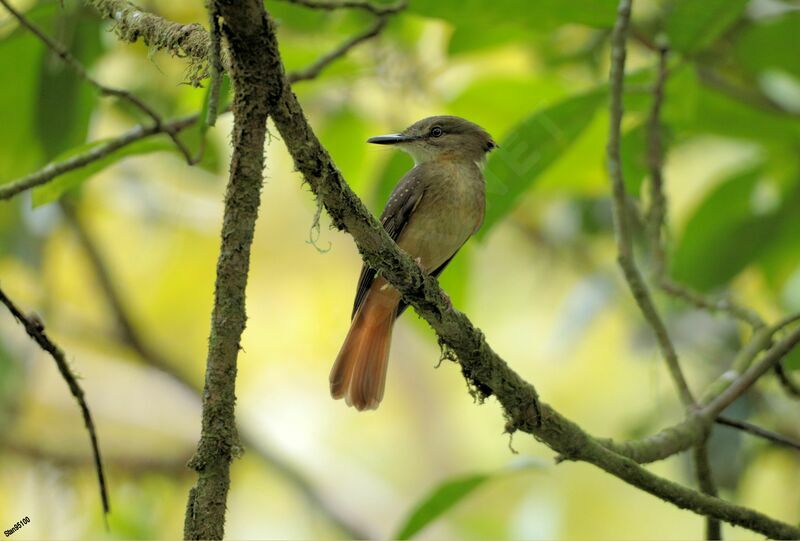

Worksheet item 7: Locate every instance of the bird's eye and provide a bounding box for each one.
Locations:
[430,126,444,138]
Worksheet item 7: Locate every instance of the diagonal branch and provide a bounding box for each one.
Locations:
[716,416,800,452]
[0,286,109,516]
[279,0,406,15]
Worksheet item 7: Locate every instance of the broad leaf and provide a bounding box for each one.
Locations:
[395,473,488,540]
[36,7,104,160]
[735,13,800,80]
[671,166,785,291]
[479,90,606,237]
[31,136,175,206]
[666,0,750,54]
[394,458,544,540]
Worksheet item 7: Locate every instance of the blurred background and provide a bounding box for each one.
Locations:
[0,0,799,539]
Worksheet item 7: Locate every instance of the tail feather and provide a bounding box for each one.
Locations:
[330,285,398,411]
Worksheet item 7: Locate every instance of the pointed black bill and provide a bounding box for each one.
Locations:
[366,133,416,145]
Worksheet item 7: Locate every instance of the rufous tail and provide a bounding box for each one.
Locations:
[330,282,399,411]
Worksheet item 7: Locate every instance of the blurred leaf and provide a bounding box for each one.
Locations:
[735,13,800,80]
[666,0,749,54]
[31,135,175,206]
[785,347,800,370]
[0,4,54,181]
[369,151,413,212]
[409,0,617,33]
[671,166,785,291]
[449,77,566,136]
[665,69,800,144]
[36,8,104,160]
[319,107,372,192]
[395,473,489,540]
[394,458,544,540]
[620,122,672,197]
[479,90,606,237]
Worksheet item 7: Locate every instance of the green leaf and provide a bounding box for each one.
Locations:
[479,90,606,237]
[664,68,800,144]
[785,347,800,370]
[369,151,414,212]
[666,0,750,54]
[31,135,175,207]
[671,166,785,291]
[35,8,104,160]
[395,473,489,540]
[0,4,55,182]
[735,13,800,80]
[394,458,544,540]
[409,0,618,41]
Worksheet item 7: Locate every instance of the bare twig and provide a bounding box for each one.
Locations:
[716,416,800,451]
[0,116,196,201]
[0,287,109,516]
[606,0,695,407]
[702,326,800,419]
[774,362,800,399]
[0,0,194,164]
[62,200,370,539]
[644,48,765,330]
[287,15,388,83]
[278,0,406,15]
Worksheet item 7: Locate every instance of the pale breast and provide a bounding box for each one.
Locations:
[397,161,485,272]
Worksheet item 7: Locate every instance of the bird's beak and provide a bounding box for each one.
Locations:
[367,133,416,145]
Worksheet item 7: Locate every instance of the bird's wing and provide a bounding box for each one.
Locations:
[351,166,426,319]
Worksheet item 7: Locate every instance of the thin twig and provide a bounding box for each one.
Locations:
[702,326,800,419]
[0,0,195,164]
[716,416,800,451]
[288,15,388,83]
[644,48,765,331]
[0,286,109,516]
[607,0,695,407]
[0,116,197,201]
[278,0,406,15]
[774,362,800,399]
[61,200,370,539]
[641,34,722,541]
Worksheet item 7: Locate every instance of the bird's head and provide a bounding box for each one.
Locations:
[367,116,496,166]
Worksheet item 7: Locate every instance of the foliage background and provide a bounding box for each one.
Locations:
[0,0,799,539]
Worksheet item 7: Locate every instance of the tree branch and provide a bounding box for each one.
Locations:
[716,416,800,452]
[182,0,273,537]
[0,116,197,201]
[278,0,406,15]
[0,286,109,516]
[62,199,371,539]
[605,0,695,408]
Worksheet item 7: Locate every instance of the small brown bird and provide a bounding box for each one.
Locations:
[330,116,496,411]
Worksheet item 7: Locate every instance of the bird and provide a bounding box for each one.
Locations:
[330,115,496,411]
